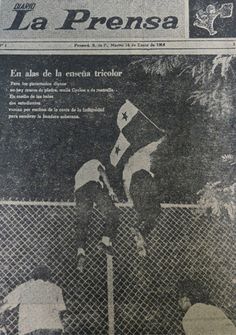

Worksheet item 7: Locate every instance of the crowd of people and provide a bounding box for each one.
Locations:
[0,265,235,335]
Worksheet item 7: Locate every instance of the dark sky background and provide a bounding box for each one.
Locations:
[0,55,234,203]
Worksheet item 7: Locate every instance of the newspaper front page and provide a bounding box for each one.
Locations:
[0,1,235,334]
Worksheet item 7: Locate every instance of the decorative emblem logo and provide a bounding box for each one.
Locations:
[193,3,233,36]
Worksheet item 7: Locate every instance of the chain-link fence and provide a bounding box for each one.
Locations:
[0,201,235,335]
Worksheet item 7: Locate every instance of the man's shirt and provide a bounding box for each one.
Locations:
[74,159,105,192]
[4,279,66,335]
[183,303,236,335]
[122,139,165,193]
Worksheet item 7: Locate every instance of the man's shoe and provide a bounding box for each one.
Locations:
[137,244,147,257]
[130,227,147,257]
[77,254,86,272]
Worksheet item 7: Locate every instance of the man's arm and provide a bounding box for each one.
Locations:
[56,287,67,312]
[0,301,10,315]
[122,166,134,206]
[98,165,119,202]
[0,296,19,314]
[0,285,22,315]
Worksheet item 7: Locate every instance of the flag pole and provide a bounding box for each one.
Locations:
[138,109,166,134]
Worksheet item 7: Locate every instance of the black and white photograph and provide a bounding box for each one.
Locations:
[0,54,235,334]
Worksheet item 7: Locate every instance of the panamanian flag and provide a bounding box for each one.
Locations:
[110,100,139,166]
[110,100,164,167]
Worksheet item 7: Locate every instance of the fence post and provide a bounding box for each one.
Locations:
[107,254,115,335]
